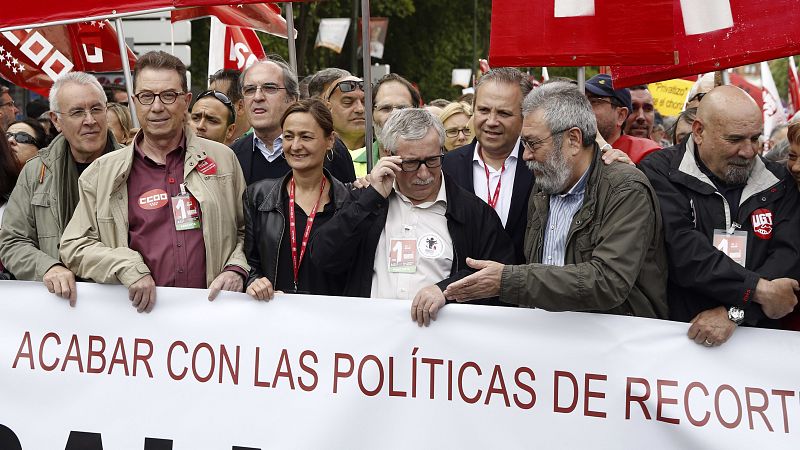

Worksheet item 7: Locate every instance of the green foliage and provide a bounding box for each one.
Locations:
[769,58,789,103]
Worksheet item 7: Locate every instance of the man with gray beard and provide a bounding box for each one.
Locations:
[639,86,800,345]
[443,82,668,319]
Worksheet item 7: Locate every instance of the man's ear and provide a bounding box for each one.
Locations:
[49,111,63,133]
[225,123,236,143]
[692,119,704,146]
[615,107,629,128]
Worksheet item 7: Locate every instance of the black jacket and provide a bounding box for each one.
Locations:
[232,134,356,185]
[310,174,516,302]
[243,169,351,292]
[442,141,533,264]
[639,137,800,326]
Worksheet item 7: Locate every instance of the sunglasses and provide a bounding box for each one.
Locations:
[197,89,236,120]
[6,131,40,147]
[328,80,364,100]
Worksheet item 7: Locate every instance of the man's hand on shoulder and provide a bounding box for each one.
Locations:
[43,265,77,307]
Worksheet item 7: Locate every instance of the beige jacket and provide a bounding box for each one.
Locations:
[60,126,249,287]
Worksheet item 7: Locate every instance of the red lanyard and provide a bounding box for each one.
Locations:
[479,148,505,210]
[288,176,327,289]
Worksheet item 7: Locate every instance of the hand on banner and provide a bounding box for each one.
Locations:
[129,275,156,313]
[246,277,277,301]
[43,265,77,306]
[755,278,799,319]
[411,285,446,327]
[369,156,401,198]
[208,270,245,301]
[443,258,504,302]
[688,306,736,347]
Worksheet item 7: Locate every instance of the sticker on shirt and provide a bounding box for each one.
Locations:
[389,238,417,273]
[196,156,217,175]
[171,193,201,231]
[138,189,169,210]
[417,233,445,259]
[713,229,747,267]
[751,208,773,240]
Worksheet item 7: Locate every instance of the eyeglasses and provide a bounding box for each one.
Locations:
[242,83,287,98]
[0,100,16,108]
[328,80,364,100]
[134,91,185,105]
[445,127,472,138]
[399,153,444,172]
[688,92,706,104]
[197,89,236,120]
[374,103,410,114]
[55,105,108,120]
[521,127,572,151]
[587,96,615,107]
[6,131,40,147]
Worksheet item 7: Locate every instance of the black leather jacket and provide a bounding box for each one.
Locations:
[243,169,351,291]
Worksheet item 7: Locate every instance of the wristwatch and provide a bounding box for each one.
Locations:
[728,306,745,325]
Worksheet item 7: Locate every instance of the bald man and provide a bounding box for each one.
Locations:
[640,86,800,346]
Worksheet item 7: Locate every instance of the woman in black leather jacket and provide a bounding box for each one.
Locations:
[244,98,349,299]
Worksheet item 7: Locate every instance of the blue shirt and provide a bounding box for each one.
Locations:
[253,134,283,163]
[542,166,591,266]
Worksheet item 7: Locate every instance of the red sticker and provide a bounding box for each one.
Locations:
[138,189,169,210]
[751,208,773,240]
[196,157,217,175]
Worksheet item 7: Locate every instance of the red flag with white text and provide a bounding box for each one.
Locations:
[788,57,800,117]
[172,3,290,38]
[612,0,800,88]
[0,21,135,97]
[489,0,675,67]
[207,17,267,79]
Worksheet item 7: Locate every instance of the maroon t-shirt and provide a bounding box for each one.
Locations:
[127,134,207,288]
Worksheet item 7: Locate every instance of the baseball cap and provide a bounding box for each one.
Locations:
[585,74,632,111]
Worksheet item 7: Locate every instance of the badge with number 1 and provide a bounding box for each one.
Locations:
[389,238,417,273]
[172,184,201,231]
[713,229,747,267]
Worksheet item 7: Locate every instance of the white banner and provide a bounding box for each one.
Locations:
[314,18,350,54]
[1,281,799,449]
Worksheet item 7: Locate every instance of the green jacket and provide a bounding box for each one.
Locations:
[0,131,120,280]
[60,126,249,287]
[500,146,668,319]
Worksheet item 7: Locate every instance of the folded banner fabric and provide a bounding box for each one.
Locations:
[0,281,799,449]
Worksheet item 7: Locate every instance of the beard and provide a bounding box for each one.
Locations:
[527,136,572,194]
[724,157,755,185]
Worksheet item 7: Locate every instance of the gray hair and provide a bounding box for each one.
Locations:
[764,139,790,163]
[49,72,106,114]
[381,108,445,155]
[770,123,789,139]
[522,81,597,147]
[239,55,300,101]
[308,68,351,98]
[475,67,534,102]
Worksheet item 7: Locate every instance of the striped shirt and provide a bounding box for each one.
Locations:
[542,167,590,266]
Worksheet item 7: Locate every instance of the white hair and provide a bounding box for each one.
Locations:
[49,72,106,114]
[381,108,445,154]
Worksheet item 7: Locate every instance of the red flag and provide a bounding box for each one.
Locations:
[172,4,289,38]
[612,0,800,88]
[223,26,267,71]
[788,57,800,117]
[0,21,135,96]
[488,0,675,67]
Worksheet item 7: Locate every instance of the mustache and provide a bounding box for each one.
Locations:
[412,177,434,186]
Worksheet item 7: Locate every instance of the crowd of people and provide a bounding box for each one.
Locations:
[1,51,799,347]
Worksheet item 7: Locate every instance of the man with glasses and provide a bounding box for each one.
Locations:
[443,82,668,320]
[0,72,121,304]
[189,90,236,144]
[60,51,249,313]
[585,74,660,164]
[232,58,355,184]
[312,109,515,326]
[0,86,20,130]
[624,85,657,140]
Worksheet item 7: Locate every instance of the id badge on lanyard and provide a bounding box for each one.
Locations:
[713,223,747,267]
[171,183,201,231]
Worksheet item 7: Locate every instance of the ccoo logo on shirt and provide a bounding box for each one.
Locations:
[138,189,169,210]
[751,208,773,240]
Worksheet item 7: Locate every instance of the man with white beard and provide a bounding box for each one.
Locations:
[443,82,668,319]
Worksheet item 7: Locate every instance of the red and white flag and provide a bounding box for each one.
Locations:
[761,61,787,146]
[489,0,675,67]
[207,17,266,79]
[788,56,800,117]
[613,0,800,88]
[172,3,291,38]
[0,21,135,96]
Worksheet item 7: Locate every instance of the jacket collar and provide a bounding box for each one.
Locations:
[38,130,119,168]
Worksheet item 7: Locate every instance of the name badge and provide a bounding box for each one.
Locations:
[713,229,747,267]
[172,184,201,231]
[389,238,417,273]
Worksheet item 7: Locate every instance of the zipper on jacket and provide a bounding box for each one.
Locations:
[273,208,285,284]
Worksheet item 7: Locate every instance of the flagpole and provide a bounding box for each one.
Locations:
[361,0,374,172]
[114,18,139,128]
[0,7,175,32]
[285,3,297,73]
[577,67,586,92]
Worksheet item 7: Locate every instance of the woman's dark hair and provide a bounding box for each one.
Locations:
[670,107,697,144]
[8,118,47,149]
[280,98,334,136]
[0,133,19,202]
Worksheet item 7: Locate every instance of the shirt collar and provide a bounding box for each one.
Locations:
[254,134,284,156]
[556,164,591,198]
[473,138,520,169]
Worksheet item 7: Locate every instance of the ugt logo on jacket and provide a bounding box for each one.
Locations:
[751,208,773,240]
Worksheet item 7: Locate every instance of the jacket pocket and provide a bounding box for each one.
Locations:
[31,193,57,240]
[97,217,117,244]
